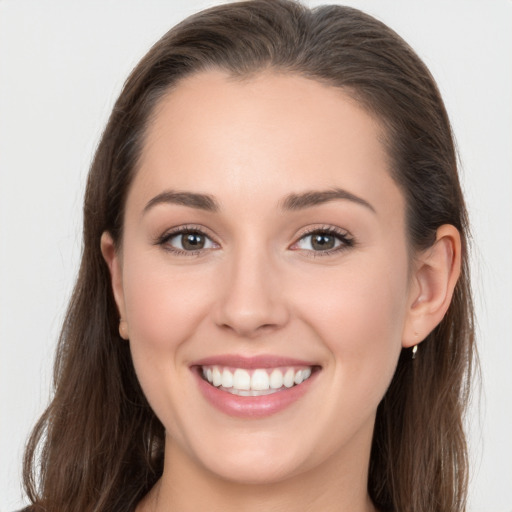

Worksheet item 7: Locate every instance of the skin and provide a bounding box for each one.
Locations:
[101,70,461,512]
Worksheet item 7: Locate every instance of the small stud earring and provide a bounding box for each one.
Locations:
[411,344,418,360]
[119,319,129,340]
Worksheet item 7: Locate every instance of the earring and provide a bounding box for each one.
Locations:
[411,344,418,360]
[119,319,129,340]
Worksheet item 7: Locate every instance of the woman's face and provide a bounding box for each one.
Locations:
[107,70,417,484]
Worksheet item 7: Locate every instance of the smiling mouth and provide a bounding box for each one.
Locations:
[200,365,317,396]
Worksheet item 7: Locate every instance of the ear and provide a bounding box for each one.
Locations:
[402,224,462,348]
[100,231,128,339]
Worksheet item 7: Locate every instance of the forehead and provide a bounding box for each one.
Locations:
[130,70,403,220]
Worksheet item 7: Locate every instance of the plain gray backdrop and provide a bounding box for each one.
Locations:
[1,1,511,510]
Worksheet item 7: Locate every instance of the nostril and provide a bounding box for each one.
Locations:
[217,320,283,339]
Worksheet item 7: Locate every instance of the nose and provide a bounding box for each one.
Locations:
[213,246,290,339]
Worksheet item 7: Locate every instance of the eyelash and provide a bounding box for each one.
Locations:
[155,224,218,257]
[292,226,355,258]
[155,224,355,258]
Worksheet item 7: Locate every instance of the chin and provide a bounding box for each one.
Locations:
[175,428,315,486]
[200,452,309,486]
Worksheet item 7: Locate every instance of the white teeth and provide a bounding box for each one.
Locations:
[202,365,314,393]
[233,369,251,390]
[295,368,312,383]
[221,368,233,388]
[283,368,295,388]
[212,367,222,387]
[251,369,270,391]
[269,368,283,389]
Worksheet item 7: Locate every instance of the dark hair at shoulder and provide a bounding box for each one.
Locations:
[23,1,475,511]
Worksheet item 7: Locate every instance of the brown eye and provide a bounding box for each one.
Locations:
[162,229,218,253]
[293,229,353,254]
[311,233,336,250]
[181,232,206,250]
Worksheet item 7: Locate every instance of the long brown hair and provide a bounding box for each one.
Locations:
[23,1,475,510]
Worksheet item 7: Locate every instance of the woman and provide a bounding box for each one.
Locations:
[21,1,475,511]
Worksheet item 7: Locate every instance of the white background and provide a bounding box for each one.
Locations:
[0,1,511,510]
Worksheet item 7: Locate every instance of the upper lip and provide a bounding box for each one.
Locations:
[191,354,319,369]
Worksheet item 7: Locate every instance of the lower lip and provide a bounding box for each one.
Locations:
[193,368,318,418]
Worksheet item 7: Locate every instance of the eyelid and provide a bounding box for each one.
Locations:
[290,225,355,256]
[155,224,220,256]
[295,225,352,239]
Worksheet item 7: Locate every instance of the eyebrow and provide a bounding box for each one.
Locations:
[279,188,376,213]
[143,190,220,213]
[143,187,375,215]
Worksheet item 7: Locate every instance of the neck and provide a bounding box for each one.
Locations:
[137,433,376,512]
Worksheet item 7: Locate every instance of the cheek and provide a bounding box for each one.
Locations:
[120,252,216,432]
[122,253,214,354]
[296,255,409,396]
